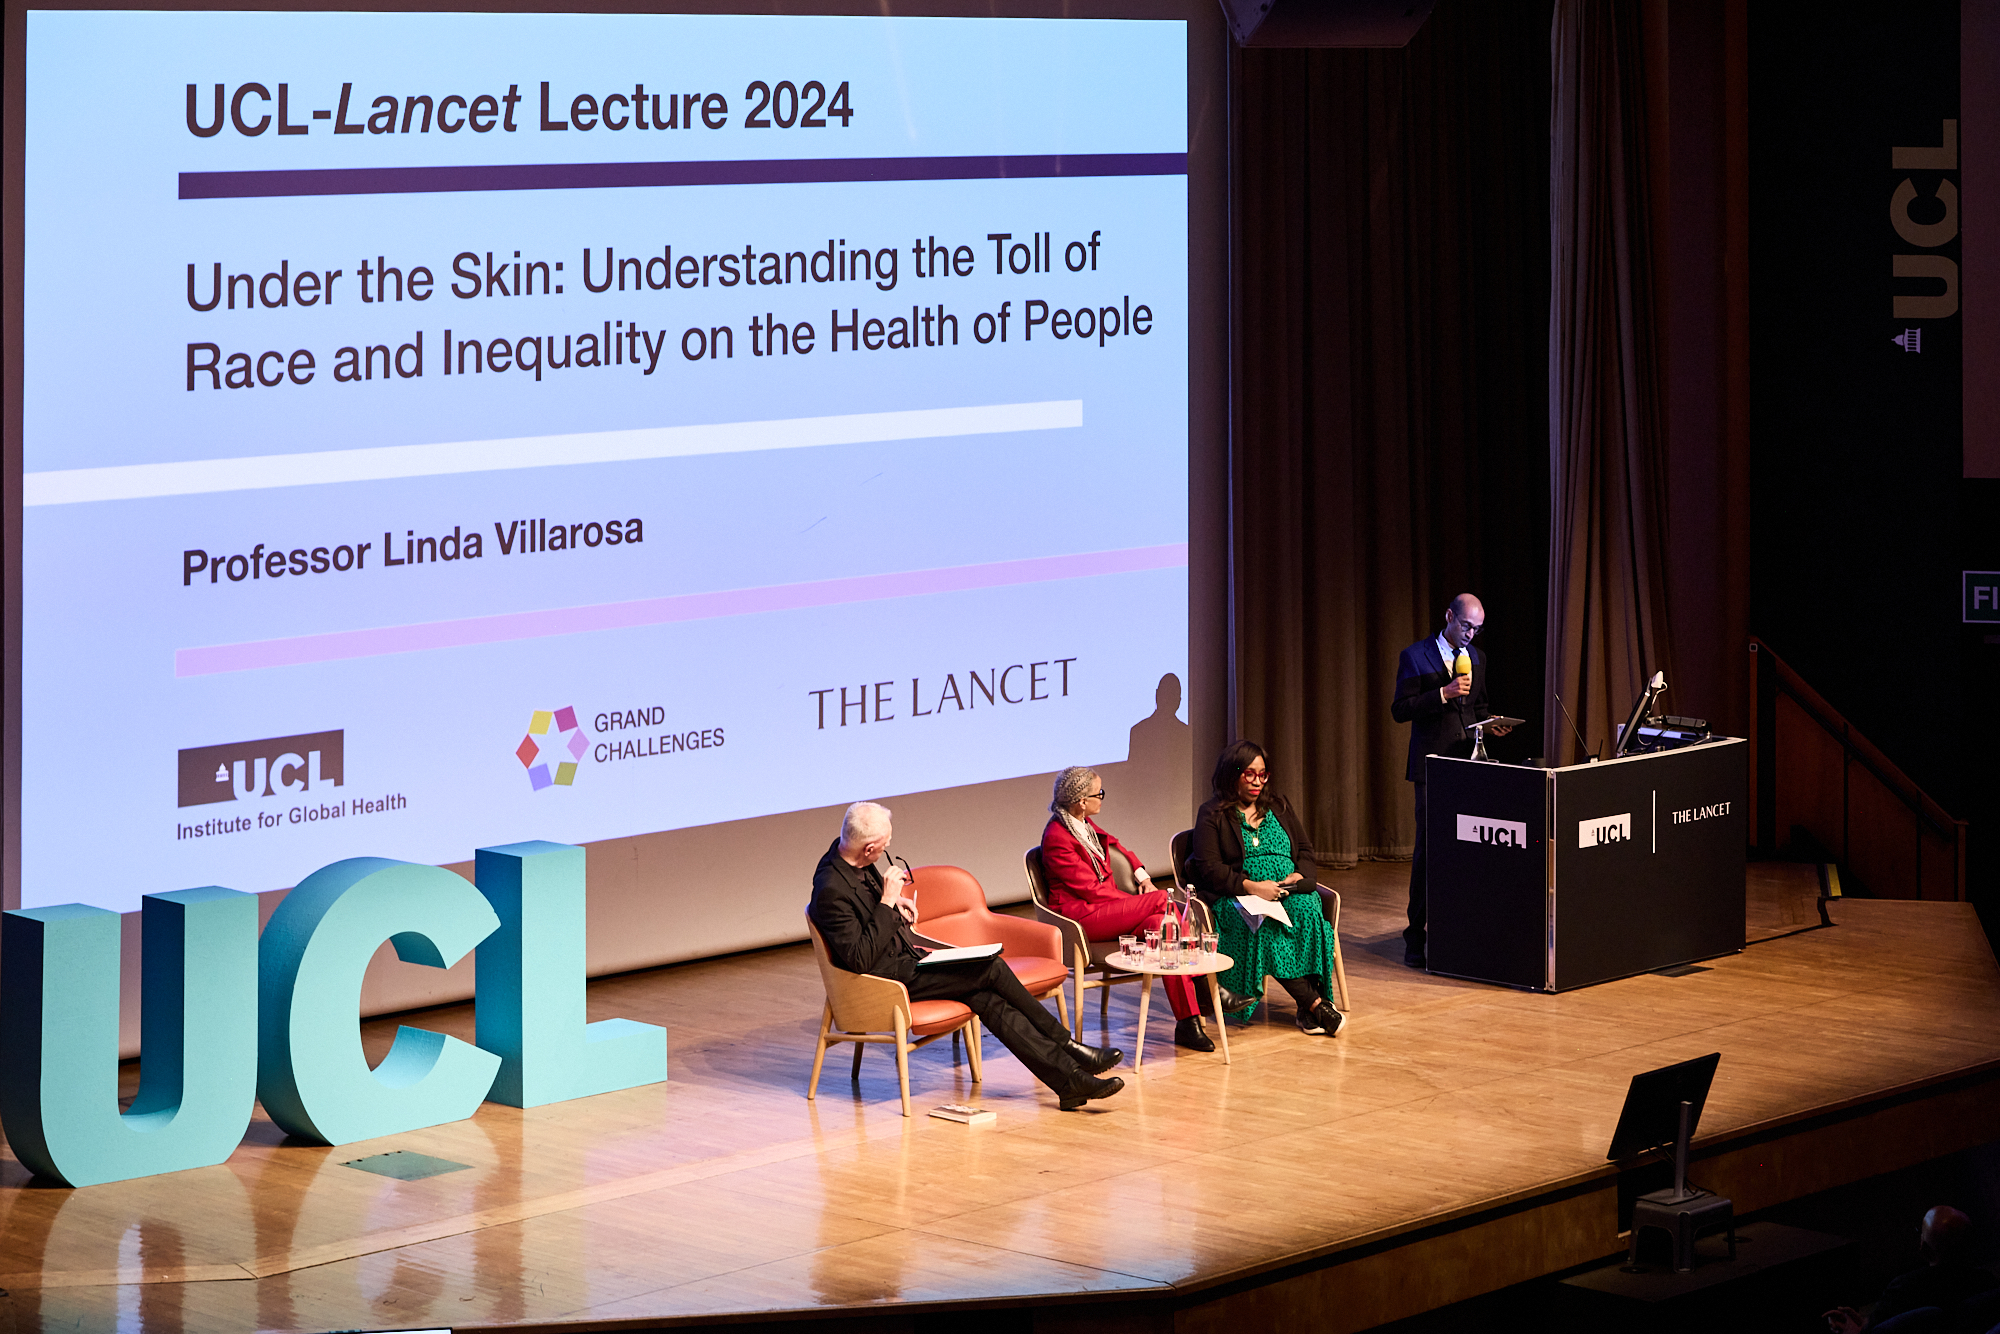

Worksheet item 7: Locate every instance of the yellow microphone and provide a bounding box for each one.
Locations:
[1453,647,1472,689]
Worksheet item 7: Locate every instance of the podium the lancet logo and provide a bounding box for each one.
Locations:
[1456,814,1527,849]
[1578,813,1632,848]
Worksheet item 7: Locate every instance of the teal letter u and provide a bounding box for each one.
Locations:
[0,888,258,1188]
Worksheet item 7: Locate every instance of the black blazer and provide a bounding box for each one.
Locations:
[1188,794,1318,906]
[807,840,920,984]
[1391,638,1488,783]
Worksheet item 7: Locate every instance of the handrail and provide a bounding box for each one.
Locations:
[1748,637,1966,899]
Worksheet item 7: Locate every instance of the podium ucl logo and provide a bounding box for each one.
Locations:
[1578,813,1632,848]
[515,707,590,791]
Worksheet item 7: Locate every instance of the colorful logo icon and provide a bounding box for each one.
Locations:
[515,707,588,791]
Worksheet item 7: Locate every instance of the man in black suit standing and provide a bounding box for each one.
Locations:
[808,801,1125,1110]
[1391,594,1510,968]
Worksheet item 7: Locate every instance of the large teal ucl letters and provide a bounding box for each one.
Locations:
[0,841,667,1188]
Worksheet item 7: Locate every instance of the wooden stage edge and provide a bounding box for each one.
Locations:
[4,862,2000,1334]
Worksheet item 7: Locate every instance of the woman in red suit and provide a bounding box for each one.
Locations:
[1040,766,1215,1052]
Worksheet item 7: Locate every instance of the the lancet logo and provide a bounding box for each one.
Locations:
[1578,813,1632,848]
[1456,814,1527,849]
[178,731,344,808]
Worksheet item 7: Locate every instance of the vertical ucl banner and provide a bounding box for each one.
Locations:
[20,12,1191,912]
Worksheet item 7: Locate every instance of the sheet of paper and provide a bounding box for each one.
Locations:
[916,942,1005,966]
[1234,895,1293,929]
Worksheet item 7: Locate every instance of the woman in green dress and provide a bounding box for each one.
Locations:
[1188,740,1344,1036]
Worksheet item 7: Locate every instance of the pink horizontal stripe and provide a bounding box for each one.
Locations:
[175,543,1188,677]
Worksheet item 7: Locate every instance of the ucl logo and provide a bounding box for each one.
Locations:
[1578,813,1632,848]
[178,731,345,808]
[1456,814,1527,849]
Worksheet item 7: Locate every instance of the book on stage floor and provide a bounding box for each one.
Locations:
[916,942,1004,966]
[1234,895,1293,929]
[929,1103,996,1125]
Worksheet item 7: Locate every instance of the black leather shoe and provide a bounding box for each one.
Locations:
[1058,1073,1126,1111]
[1062,1038,1123,1074]
[1215,986,1258,1015]
[1174,1016,1216,1052]
[1403,949,1426,970]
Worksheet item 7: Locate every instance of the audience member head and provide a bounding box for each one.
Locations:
[1050,766,1102,817]
[1211,739,1272,813]
[839,802,893,863]
[1921,1206,1973,1266]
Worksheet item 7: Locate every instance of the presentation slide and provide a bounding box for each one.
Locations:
[19,11,1190,913]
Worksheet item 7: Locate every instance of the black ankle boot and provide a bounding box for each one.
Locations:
[1175,1016,1216,1052]
[1062,1037,1123,1074]
[1057,1072,1126,1111]
[1215,986,1257,1016]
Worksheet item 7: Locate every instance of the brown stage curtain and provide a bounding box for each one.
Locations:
[1545,0,1679,761]
[1231,0,1553,865]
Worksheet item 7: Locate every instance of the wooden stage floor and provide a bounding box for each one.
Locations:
[5,862,2000,1333]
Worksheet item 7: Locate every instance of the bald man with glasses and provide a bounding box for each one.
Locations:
[1391,595,1511,969]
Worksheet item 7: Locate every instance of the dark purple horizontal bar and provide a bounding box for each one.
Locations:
[178,152,1187,201]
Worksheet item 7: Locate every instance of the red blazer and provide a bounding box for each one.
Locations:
[1040,815,1150,916]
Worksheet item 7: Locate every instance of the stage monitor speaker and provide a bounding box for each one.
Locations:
[1218,0,1437,48]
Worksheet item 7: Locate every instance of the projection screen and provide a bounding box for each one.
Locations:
[3,2,1225,990]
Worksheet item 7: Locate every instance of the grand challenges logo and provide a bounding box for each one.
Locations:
[515,707,589,790]
[0,841,666,1188]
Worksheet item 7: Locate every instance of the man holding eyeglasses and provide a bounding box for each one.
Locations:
[1391,594,1512,968]
[809,801,1126,1111]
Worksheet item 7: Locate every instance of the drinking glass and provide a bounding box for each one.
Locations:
[1201,931,1219,962]
[1143,927,1162,964]
[1118,934,1137,964]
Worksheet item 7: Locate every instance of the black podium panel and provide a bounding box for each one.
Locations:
[1425,740,1746,992]
[1427,761,1548,989]
[1550,742,1746,989]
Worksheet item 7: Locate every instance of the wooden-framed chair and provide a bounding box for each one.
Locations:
[909,864,1071,1030]
[1169,828,1352,1013]
[805,917,982,1116]
[1023,845,1151,1038]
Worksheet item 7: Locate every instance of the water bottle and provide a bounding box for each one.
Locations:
[1160,908,1180,966]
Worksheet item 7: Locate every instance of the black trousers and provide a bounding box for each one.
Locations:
[905,956,1078,1091]
[1406,781,1428,952]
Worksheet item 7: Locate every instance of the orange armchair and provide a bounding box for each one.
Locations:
[909,864,1071,1030]
[805,916,982,1117]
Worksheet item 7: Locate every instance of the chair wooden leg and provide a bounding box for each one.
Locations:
[1101,979,1111,1023]
[807,1005,833,1100]
[851,1041,865,1080]
[1071,961,1087,1038]
[894,1015,912,1117]
[1323,888,1352,1013]
[1055,986,1070,1032]
[964,1018,984,1083]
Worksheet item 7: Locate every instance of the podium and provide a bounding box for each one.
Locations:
[1425,740,1746,991]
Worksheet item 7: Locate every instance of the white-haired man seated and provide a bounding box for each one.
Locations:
[808,801,1125,1111]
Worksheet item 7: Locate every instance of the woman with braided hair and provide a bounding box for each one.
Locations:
[1040,766,1217,1052]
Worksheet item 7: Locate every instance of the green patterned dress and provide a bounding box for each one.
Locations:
[1213,807,1336,1016]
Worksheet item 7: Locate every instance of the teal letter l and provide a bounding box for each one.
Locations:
[474,841,667,1107]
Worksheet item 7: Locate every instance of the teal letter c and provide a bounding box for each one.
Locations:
[257,858,500,1146]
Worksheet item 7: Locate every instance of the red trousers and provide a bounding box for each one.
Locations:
[1052,888,1200,1021]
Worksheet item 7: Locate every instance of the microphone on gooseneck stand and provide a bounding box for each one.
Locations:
[1554,691,1597,763]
